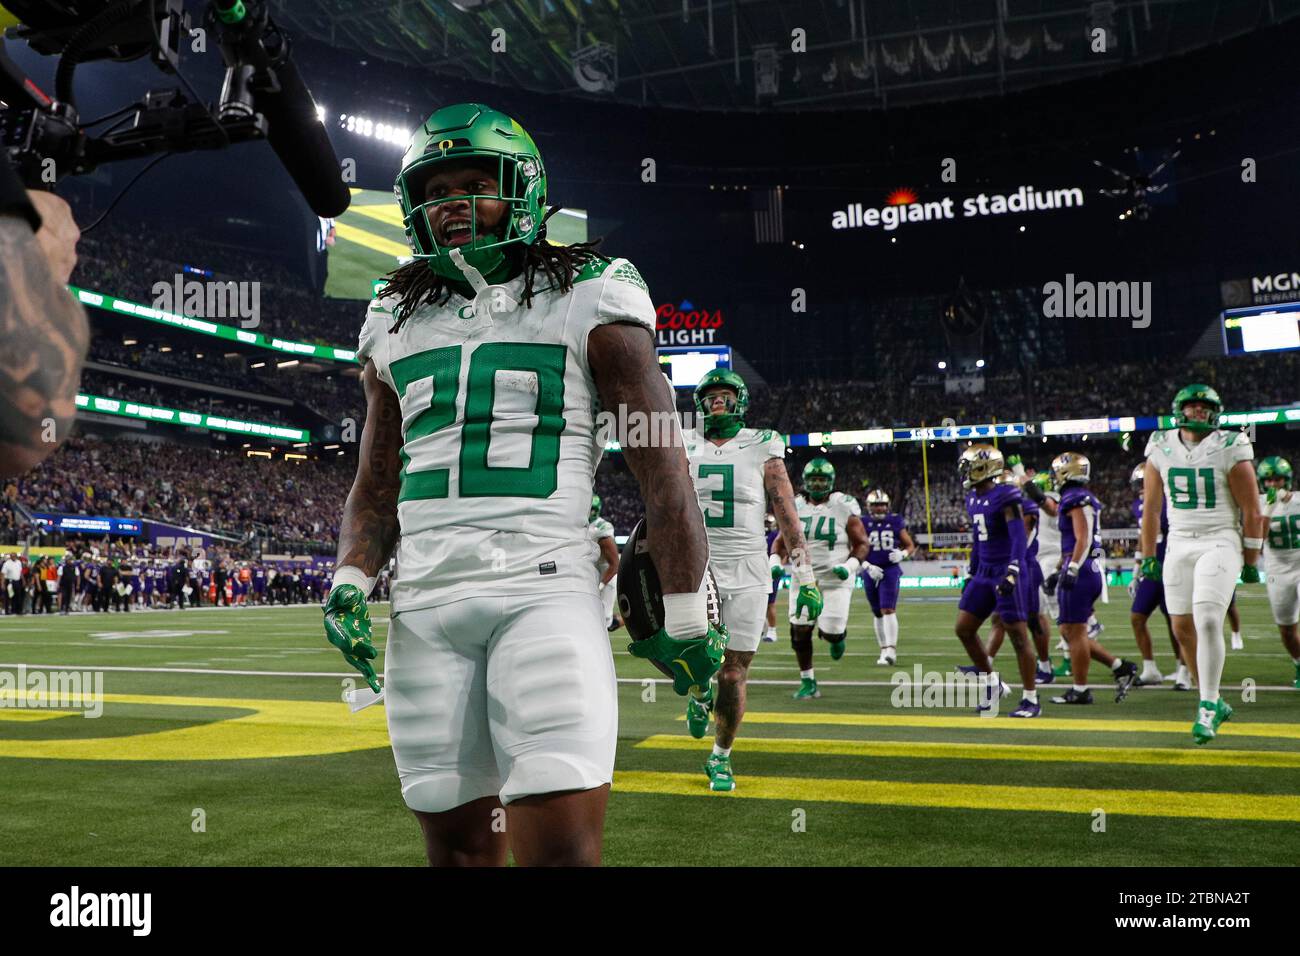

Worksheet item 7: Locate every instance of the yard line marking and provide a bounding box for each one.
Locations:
[689,710,1300,740]
[636,734,1300,768]
[612,771,1300,823]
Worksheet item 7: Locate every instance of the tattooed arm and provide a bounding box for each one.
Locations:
[588,322,708,597]
[335,360,402,576]
[0,203,88,477]
[763,459,809,569]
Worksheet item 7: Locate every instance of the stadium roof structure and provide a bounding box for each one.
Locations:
[277,0,1299,112]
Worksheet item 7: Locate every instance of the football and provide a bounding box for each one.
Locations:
[616,517,721,654]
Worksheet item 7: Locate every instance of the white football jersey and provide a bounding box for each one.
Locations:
[1036,491,1062,562]
[1261,492,1300,574]
[589,517,615,572]
[1144,429,1253,538]
[796,491,861,582]
[684,426,785,561]
[357,257,655,613]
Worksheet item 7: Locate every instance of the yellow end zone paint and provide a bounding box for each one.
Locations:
[637,734,1300,769]
[699,711,1300,740]
[0,711,76,723]
[612,770,1300,822]
[333,221,410,258]
[0,693,390,761]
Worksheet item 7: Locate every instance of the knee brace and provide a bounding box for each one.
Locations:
[790,626,813,654]
[819,630,845,644]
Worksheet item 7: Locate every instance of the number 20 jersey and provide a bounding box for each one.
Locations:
[356,257,656,613]
[1144,429,1253,539]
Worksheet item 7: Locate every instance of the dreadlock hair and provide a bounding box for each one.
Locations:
[378,205,611,333]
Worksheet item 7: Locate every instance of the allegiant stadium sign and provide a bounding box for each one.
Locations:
[831,185,1086,232]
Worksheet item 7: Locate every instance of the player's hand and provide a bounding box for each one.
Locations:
[996,567,1018,597]
[832,564,850,580]
[1043,571,1060,596]
[887,548,905,564]
[1127,567,1138,598]
[1061,561,1079,591]
[864,563,885,583]
[771,563,785,582]
[795,582,823,621]
[1241,564,1261,585]
[627,622,729,697]
[1139,556,1162,582]
[323,584,381,693]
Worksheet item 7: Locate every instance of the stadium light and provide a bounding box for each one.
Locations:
[277,360,299,368]
[123,339,137,346]
[937,361,947,370]
[251,362,266,369]
[159,346,171,353]
[975,359,985,368]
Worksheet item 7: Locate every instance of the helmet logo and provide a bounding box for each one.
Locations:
[438,138,454,153]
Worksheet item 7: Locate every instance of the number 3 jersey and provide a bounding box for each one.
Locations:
[683,426,785,593]
[1144,429,1253,540]
[356,257,655,613]
[796,492,861,585]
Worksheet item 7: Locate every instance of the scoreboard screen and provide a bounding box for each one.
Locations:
[658,346,731,389]
[1222,302,1300,355]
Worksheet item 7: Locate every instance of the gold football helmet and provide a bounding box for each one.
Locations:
[1051,451,1091,489]
[958,444,1005,490]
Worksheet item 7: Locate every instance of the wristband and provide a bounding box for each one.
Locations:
[331,566,376,598]
[663,585,708,639]
[1067,560,1081,574]
[793,564,816,587]
[841,557,861,577]
[769,552,783,572]
[1243,537,1263,551]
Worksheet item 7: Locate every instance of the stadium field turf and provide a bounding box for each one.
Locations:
[2,585,1298,866]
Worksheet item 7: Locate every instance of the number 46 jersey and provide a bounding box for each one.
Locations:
[1144,429,1253,540]
[357,258,656,613]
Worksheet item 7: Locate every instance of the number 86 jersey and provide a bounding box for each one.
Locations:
[1144,429,1253,539]
[357,258,656,613]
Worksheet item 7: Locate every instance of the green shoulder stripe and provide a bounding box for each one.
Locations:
[573,258,614,285]
[1224,431,1239,446]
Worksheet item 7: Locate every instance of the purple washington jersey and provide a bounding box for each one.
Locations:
[1057,485,1104,624]
[864,513,906,566]
[968,482,1024,576]
[1021,494,1040,562]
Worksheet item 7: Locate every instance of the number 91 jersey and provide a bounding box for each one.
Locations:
[796,492,861,585]
[357,258,655,613]
[1144,429,1253,539]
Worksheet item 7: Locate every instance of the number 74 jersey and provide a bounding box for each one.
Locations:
[1144,428,1253,537]
[356,257,656,613]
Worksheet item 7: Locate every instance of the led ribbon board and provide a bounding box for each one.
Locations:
[75,393,310,442]
[71,286,358,364]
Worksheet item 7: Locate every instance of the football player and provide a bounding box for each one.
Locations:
[588,495,621,631]
[860,487,915,665]
[323,104,720,866]
[1128,463,1187,688]
[773,458,868,694]
[763,513,780,642]
[996,463,1056,683]
[1046,452,1138,704]
[1141,385,1263,744]
[954,444,1040,717]
[1257,456,1300,688]
[683,368,819,791]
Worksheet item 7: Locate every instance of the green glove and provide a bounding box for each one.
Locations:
[795,582,824,621]
[1241,564,1261,584]
[1139,556,1162,583]
[1006,454,1022,468]
[771,563,785,582]
[628,623,730,697]
[832,565,849,580]
[323,584,381,693]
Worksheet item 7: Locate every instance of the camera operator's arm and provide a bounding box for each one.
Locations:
[0,180,88,476]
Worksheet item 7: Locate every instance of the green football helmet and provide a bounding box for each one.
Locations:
[803,458,835,501]
[395,103,548,283]
[1257,456,1294,491]
[590,495,602,522]
[1172,383,1222,433]
[694,368,749,439]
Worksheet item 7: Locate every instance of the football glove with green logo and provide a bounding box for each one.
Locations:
[1139,556,1162,583]
[323,584,381,693]
[628,623,730,697]
[795,582,824,620]
[1241,564,1261,584]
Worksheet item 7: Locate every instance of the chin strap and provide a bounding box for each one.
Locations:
[449,247,518,320]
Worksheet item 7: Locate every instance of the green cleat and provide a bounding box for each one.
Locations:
[685,689,713,739]
[1192,698,1232,745]
[1293,662,1300,690]
[1053,657,1072,678]
[705,753,736,792]
[829,639,846,661]
[792,677,821,700]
